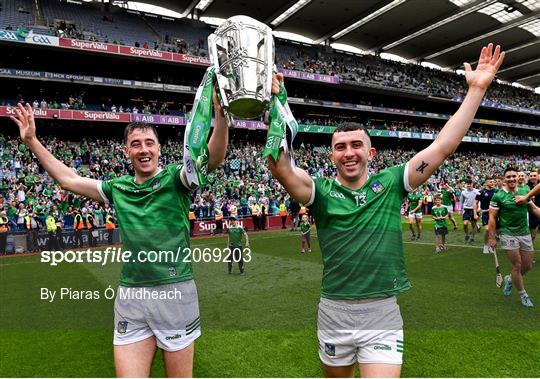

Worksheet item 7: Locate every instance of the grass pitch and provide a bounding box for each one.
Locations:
[1,220,538,377]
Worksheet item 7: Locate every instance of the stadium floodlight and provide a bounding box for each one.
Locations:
[331,0,406,40]
[381,0,497,51]
[195,0,213,12]
[270,0,311,27]
[517,0,540,11]
[520,19,540,36]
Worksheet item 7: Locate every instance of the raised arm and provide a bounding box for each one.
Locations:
[516,183,540,205]
[207,89,229,172]
[10,103,103,201]
[407,44,505,189]
[528,202,540,219]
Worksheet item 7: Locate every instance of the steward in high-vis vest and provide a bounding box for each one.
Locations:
[0,211,10,255]
[46,214,59,251]
[251,203,260,231]
[73,209,84,248]
[279,202,287,229]
[214,208,223,235]
[189,209,196,237]
[106,213,116,245]
[85,211,96,247]
[25,212,40,252]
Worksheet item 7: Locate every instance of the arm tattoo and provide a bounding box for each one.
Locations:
[416,161,429,174]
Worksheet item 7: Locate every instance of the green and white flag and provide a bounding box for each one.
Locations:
[183,66,215,188]
[263,81,299,164]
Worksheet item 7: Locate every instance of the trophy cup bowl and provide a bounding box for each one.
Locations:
[208,15,275,120]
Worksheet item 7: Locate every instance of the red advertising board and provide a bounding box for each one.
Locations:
[194,216,289,236]
[0,106,59,119]
[0,107,132,123]
[59,38,119,53]
[119,45,173,60]
[71,110,132,122]
[172,53,210,65]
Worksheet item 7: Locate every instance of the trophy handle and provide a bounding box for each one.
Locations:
[264,27,274,105]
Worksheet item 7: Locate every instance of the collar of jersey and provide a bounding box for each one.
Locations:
[132,167,163,185]
[334,174,370,191]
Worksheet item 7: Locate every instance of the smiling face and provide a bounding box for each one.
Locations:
[124,127,161,181]
[503,170,518,191]
[329,130,375,188]
[529,171,538,185]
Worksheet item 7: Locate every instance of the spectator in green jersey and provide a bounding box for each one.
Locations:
[431,195,449,254]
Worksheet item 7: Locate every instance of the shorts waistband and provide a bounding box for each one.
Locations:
[319,296,397,313]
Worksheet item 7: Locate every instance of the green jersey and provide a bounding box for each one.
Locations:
[309,164,412,300]
[407,192,422,212]
[100,164,192,287]
[440,188,454,206]
[300,221,311,234]
[431,206,448,229]
[228,226,245,247]
[490,186,530,236]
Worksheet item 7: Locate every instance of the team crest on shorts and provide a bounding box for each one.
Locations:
[117,321,128,334]
[324,343,336,357]
[168,267,177,276]
[370,180,385,194]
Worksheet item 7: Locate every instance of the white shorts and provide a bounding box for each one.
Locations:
[499,234,534,252]
[113,280,201,352]
[317,297,404,366]
[444,205,454,214]
[408,212,422,220]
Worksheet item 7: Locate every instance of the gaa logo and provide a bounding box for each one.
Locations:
[329,191,345,199]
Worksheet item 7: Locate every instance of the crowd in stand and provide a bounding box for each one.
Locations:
[275,43,540,110]
[1,132,537,245]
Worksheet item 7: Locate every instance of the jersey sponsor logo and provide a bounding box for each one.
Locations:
[329,191,345,199]
[374,344,392,351]
[117,321,128,334]
[152,180,161,190]
[324,343,335,357]
[370,180,385,194]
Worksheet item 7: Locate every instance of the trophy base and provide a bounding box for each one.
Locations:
[229,98,266,119]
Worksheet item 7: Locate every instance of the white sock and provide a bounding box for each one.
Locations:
[519,290,527,297]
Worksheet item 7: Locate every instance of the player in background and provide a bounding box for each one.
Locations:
[268,44,505,378]
[10,94,229,377]
[431,195,449,254]
[227,215,249,275]
[525,170,539,244]
[460,179,480,243]
[299,214,312,253]
[440,181,458,230]
[489,167,540,308]
[474,177,497,254]
[405,188,423,240]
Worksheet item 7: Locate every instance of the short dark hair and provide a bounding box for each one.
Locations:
[503,166,518,176]
[123,122,159,144]
[465,178,473,184]
[333,122,371,144]
[484,176,493,182]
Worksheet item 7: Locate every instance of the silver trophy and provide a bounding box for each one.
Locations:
[208,15,275,123]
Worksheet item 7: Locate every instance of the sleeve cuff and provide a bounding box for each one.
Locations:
[96,180,109,203]
[403,162,413,193]
[305,179,316,207]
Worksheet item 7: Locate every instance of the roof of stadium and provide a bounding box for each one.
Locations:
[123,0,540,88]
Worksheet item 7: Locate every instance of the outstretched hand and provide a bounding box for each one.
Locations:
[9,103,37,145]
[272,73,284,96]
[514,196,528,205]
[464,43,505,91]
